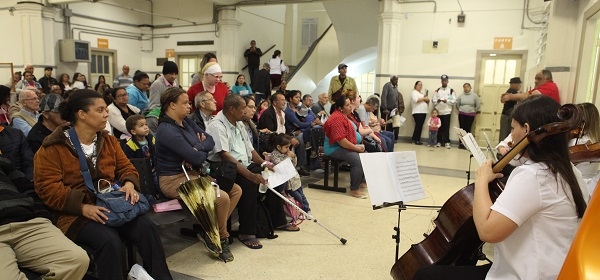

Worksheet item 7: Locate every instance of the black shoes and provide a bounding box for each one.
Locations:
[412,140,423,145]
[298,168,310,177]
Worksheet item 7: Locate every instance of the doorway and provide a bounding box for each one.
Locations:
[90,49,116,89]
[474,51,527,146]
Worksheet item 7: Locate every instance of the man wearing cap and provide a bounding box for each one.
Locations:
[126,72,151,112]
[499,77,522,141]
[37,67,58,95]
[113,65,133,88]
[244,40,263,84]
[501,70,560,104]
[251,63,271,106]
[187,62,228,113]
[149,61,179,111]
[27,94,67,154]
[381,75,405,142]
[328,63,358,105]
[433,74,456,148]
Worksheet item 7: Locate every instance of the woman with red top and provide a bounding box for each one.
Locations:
[186,62,228,113]
[323,93,367,199]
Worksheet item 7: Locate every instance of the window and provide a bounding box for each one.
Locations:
[302,18,318,48]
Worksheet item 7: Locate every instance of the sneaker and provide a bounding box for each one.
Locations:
[445,143,451,149]
[218,239,234,262]
[197,231,219,257]
[435,143,441,147]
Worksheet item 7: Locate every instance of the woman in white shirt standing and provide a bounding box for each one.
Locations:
[410,81,429,145]
[414,95,588,280]
[268,50,287,90]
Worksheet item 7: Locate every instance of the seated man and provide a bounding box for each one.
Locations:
[0,155,89,279]
[187,91,215,131]
[356,95,394,152]
[27,94,67,154]
[11,90,40,137]
[0,125,34,180]
[206,94,298,250]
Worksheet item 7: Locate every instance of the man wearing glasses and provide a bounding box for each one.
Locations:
[188,91,216,131]
[11,90,40,137]
[126,72,151,112]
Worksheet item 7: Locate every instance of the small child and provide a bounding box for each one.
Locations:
[267,133,311,216]
[123,115,158,188]
[257,100,270,121]
[427,109,441,147]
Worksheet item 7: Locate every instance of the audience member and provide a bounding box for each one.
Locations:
[501,70,560,104]
[0,155,89,279]
[50,84,63,95]
[411,81,429,145]
[268,50,287,89]
[0,124,34,180]
[231,74,253,96]
[206,94,297,250]
[187,62,228,112]
[284,90,319,174]
[242,96,260,152]
[58,73,72,93]
[569,102,600,197]
[38,67,58,94]
[252,63,271,105]
[19,71,42,92]
[311,93,329,121]
[191,53,218,86]
[34,89,172,280]
[358,95,394,152]
[323,94,366,199]
[244,40,263,83]
[499,77,522,141]
[113,65,133,87]
[27,94,67,153]
[188,91,216,131]
[328,63,358,108]
[380,76,404,141]
[14,64,35,94]
[123,115,157,189]
[148,61,179,111]
[12,90,40,136]
[257,99,269,121]
[126,72,151,112]
[71,72,86,90]
[433,74,456,149]
[108,87,140,139]
[94,75,109,92]
[456,83,480,149]
[0,85,11,125]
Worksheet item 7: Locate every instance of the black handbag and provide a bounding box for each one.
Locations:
[362,135,382,153]
[69,128,149,227]
[209,160,237,193]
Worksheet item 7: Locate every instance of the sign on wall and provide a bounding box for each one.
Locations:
[97,38,109,49]
[493,37,513,50]
[165,49,175,58]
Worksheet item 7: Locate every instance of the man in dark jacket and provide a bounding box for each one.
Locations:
[187,91,216,131]
[0,125,34,180]
[37,67,59,94]
[244,40,263,84]
[27,94,67,153]
[252,63,271,106]
[0,155,89,279]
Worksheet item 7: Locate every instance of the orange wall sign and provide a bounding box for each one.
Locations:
[493,37,513,50]
[165,49,176,58]
[97,38,109,49]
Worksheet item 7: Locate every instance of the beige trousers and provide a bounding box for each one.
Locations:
[0,218,89,280]
[160,172,242,239]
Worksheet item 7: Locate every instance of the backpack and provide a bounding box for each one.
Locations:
[282,192,304,226]
[256,194,278,239]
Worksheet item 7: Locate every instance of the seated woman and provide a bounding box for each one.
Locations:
[414,95,589,279]
[231,74,253,96]
[155,87,241,262]
[284,90,322,147]
[323,94,367,199]
[107,87,140,139]
[569,102,600,197]
[34,89,172,280]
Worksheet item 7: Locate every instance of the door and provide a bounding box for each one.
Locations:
[178,54,206,91]
[475,54,522,146]
[91,51,114,90]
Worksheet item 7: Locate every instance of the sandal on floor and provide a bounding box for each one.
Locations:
[276,223,300,232]
[238,236,263,249]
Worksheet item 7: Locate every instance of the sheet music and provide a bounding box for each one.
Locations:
[461,133,486,166]
[482,132,498,162]
[360,152,426,206]
[265,158,297,188]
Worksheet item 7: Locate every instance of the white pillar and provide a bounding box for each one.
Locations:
[16,2,47,69]
[375,0,403,93]
[217,6,242,84]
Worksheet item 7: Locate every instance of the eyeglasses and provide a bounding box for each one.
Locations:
[209,74,223,79]
[116,94,128,99]
[23,97,40,102]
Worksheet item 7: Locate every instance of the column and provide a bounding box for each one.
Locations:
[217,6,242,84]
[15,2,47,68]
[375,0,403,93]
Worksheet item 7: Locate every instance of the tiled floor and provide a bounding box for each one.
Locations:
[158,142,492,279]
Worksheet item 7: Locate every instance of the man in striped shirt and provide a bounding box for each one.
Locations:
[112,64,133,87]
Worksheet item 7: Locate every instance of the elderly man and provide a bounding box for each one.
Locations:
[113,64,133,87]
[311,93,329,120]
[206,94,295,250]
[328,63,358,106]
[357,95,394,152]
[27,94,67,154]
[501,70,560,104]
[11,90,40,137]
[188,91,216,131]
[380,75,405,142]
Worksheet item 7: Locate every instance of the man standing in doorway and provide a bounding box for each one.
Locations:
[38,67,58,95]
[433,74,456,149]
[244,40,263,84]
[380,75,405,142]
[499,77,522,141]
[113,64,133,87]
[328,63,358,108]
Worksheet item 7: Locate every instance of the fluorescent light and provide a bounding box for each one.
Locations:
[489,54,497,57]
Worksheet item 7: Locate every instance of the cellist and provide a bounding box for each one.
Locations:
[414,95,588,279]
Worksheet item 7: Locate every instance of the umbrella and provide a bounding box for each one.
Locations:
[177,165,222,254]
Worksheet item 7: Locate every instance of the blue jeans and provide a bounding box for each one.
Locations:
[329,147,364,190]
[428,130,438,146]
[286,188,310,212]
[378,130,394,152]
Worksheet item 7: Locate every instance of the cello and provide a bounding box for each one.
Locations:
[391,104,582,280]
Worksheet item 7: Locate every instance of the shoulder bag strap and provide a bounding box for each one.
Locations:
[68,128,96,194]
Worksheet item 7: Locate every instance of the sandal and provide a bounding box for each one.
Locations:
[238,236,263,249]
[276,223,300,232]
